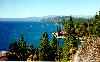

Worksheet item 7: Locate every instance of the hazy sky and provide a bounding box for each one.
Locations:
[0,0,100,18]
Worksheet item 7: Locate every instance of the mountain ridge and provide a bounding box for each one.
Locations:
[0,15,93,22]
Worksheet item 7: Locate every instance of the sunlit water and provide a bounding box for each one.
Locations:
[0,21,64,51]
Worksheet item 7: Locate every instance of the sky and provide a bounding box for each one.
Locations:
[0,0,100,18]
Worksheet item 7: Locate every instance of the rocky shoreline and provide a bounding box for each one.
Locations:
[73,37,100,62]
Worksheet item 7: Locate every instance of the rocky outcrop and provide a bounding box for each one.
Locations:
[0,51,9,61]
[76,37,100,62]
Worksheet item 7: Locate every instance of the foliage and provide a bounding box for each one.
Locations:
[62,38,72,61]
[50,35,62,61]
[8,35,35,61]
[61,11,100,62]
[7,11,100,61]
[39,32,51,61]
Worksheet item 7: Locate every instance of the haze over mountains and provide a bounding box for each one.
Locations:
[0,15,93,22]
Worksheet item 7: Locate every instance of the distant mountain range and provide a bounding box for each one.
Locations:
[0,17,42,22]
[0,15,93,22]
[40,16,70,22]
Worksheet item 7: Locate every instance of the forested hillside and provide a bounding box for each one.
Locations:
[3,11,100,62]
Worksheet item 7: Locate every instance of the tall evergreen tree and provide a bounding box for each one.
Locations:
[62,16,77,62]
[55,42,62,61]
[64,15,76,38]
[18,35,27,60]
[39,32,51,61]
[9,35,35,61]
[50,35,61,61]
[62,37,73,62]
[95,12,99,19]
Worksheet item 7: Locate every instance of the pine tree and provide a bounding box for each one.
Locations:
[62,37,73,62]
[56,42,62,61]
[9,35,35,61]
[64,15,76,38]
[39,32,51,61]
[18,35,28,60]
[95,12,99,19]
[9,41,20,52]
[50,35,57,60]
[50,35,61,61]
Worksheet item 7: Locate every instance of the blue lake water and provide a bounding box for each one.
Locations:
[0,21,64,51]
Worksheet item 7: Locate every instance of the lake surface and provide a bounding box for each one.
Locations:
[0,21,64,51]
